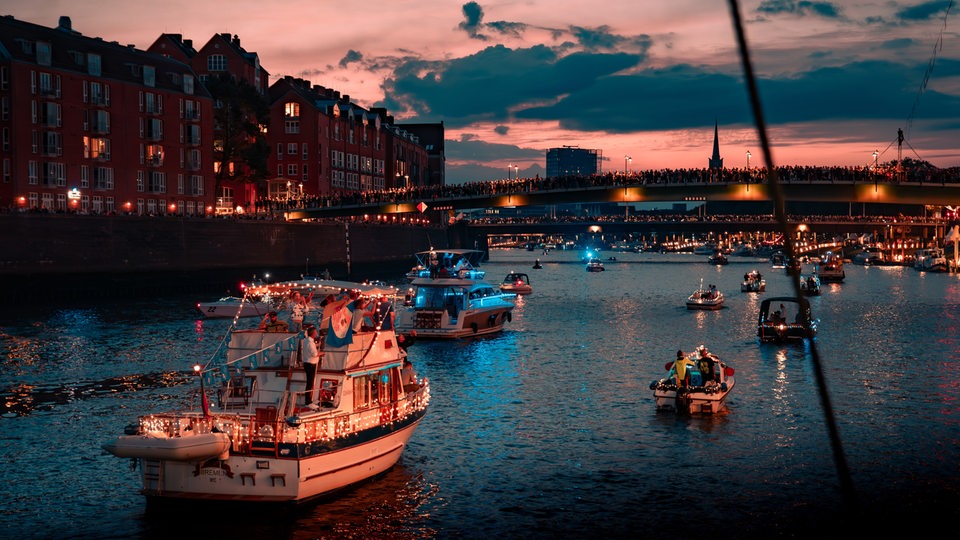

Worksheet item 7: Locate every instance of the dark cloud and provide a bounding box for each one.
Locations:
[494,125,510,135]
[485,20,527,38]
[896,1,953,21]
[339,50,363,69]
[571,25,626,51]
[881,38,916,50]
[378,45,643,126]
[459,1,487,40]
[757,0,843,18]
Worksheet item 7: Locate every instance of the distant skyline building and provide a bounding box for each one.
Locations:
[708,120,723,169]
[546,146,601,178]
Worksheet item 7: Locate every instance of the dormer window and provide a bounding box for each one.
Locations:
[284,102,299,118]
[88,53,101,76]
[36,42,51,66]
[143,65,155,88]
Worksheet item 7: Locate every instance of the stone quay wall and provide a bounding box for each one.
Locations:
[0,214,446,302]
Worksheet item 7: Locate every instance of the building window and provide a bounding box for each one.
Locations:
[287,143,297,155]
[183,74,194,95]
[285,102,299,117]
[143,65,155,87]
[302,143,308,160]
[207,54,227,71]
[191,175,204,196]
[36,42,52,66]
[285,120,299,134]
[148,171,166,193]
[137,170,144,192]
[287,164,298,176]
[302,164,308,182]
[88,53,101,76]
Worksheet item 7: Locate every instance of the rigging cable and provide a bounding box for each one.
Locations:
[905,0,955,140]
[726,0,859,515]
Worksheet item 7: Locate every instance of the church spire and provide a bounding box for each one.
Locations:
[708,120,723,169]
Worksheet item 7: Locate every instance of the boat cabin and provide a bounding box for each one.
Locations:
[757,296,817,342]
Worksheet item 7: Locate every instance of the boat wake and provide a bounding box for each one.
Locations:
[0,370,192,417]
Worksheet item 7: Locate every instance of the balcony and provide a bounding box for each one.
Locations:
[146,155,164,167]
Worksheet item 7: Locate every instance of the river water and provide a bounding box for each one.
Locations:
[1,248,958,539]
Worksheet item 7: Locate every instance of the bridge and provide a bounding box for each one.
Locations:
[285,180,960,220]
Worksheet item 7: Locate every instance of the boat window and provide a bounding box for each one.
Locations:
[351,369,392,409]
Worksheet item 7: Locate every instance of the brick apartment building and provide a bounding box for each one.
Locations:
[1,14,443,215]
[0,15,215,215]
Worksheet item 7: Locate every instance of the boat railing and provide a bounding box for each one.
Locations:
[246,380,431,453]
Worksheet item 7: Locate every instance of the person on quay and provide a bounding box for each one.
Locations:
[301,325,320,407]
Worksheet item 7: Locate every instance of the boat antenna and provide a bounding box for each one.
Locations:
[727,0,858,514]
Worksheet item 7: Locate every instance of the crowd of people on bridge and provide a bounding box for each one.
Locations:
[272,163,960,212]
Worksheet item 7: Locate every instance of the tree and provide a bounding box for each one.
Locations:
[206,74,271,196]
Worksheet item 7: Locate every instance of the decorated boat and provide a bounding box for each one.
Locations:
[395,249,515,339]
[740,270,766,293]
[914,247,948,273]
[500,272,533,295]
[103,280,430,504]
[757,296,818,343]
[650,346,735,414]
[686,279,723,310]
[817,251,845,282]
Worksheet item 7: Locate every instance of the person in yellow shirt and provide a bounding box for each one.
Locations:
[673,350,694,387]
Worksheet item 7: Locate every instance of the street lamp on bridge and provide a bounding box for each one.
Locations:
[746,150,751,169]
[514,164,519,180]
[624,155,632,173]
[872,150,878,170]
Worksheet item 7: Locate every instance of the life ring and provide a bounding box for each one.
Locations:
[471,322,479,333]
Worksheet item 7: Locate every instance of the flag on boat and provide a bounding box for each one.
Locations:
[326,300,355,347]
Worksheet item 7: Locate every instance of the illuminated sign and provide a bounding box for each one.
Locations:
[68,188,81,200]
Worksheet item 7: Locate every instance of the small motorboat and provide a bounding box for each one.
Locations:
[585,259,605,272]
[708,249,729,265]
[650,346,736,414]
[532,259,543,269]
[196,296,272,318]
[500,272,533,295]
[757,296,818,343]
[800,274,821,296]
[770,251,787,269]
[740,270,766,293]
[817,251,845,282]
[686,279,723,310]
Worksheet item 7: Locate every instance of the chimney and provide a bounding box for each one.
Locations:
[342,95,350,103]
[57,16,72,31]
[184,39,192,50]
[233,35,240,47]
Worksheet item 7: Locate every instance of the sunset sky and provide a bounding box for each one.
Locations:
[6,1,960,183]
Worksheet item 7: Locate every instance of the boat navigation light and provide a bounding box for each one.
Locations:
[193,364,202,374]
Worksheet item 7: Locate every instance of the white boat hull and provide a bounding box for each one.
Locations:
[103,432,231,461]
[197,300,272,318]
[140,418,422,502]
[654,381,735,414]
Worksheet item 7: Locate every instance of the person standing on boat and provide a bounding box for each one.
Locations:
[302,325,320,406]
[368,295,394,331]
[288,290,313,332]
[674,350,694,387]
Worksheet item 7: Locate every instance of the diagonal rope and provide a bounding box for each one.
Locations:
[905,0,955,139]
[726,0,859,514]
